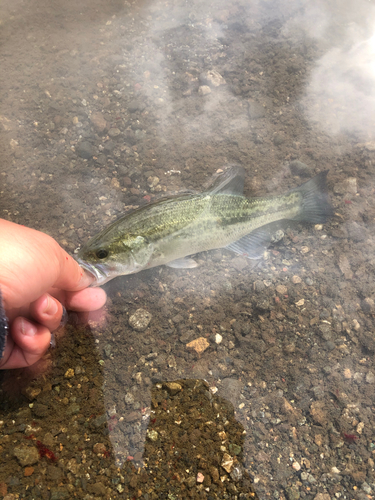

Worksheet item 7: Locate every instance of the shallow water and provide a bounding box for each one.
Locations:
[1,0,375,498]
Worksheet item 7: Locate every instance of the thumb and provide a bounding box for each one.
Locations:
[53,248,94,291]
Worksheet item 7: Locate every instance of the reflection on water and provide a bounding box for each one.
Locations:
[2,0,375,498]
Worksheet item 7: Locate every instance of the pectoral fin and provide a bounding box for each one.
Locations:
[166,258,199,269]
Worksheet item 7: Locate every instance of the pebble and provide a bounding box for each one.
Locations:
[273,133,284,146]
[362,297,375,313]
[292,461,301,471]
[215,333,223,344]
[108,127,121,138]
[23,467,34,477]
[314,494,330,500]
[196,472,205,483]
[289,160,311,176]
[128,309,152,331]
[64,368,75,379]
[147,176,159,188]
[362,482,372,494]
[198,85,211,96]
[366,371,375,383]
[221,453,234,473]
[292,275,302,284]
[300,246,309,254]
[93,443,107,455]
[76,141,94,159]
[200,69,226,87]
[13,446,39,466]
[147,429,158,441]
[164,382,182,395]
[276,284,288,295]
[343,368,352,379]
[186,337,210,355]
[357,421,365,434]
[90,112,107,133]
[128,100,145,112]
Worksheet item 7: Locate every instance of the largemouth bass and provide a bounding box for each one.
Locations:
[77,167,332,286]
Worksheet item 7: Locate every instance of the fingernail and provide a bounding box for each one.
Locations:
[21,319,37,337]
[59,307,68,328]
[43,296,58,316]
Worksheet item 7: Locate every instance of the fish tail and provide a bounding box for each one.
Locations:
[292,171,333,224]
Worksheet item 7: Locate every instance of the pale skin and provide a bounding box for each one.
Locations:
[0,219,106,370]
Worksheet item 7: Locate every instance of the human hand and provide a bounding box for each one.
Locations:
[0,219,107,370]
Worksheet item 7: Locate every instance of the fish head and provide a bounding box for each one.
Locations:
[77,233,152,286]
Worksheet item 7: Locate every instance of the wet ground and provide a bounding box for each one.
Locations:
[1,0,375,498]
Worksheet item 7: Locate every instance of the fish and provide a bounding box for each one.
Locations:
[77,167,332,286]
[0,287,9,359]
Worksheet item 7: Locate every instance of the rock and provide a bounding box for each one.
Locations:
[221,453,234,473]
[21,386,41,401]
[196,472,205,483]
[93,442,107,455]
[273,133,284,146]
[164,382,182,396]
[147,429,158,441]
[247,100,265,119]
[90,112,107,133]
[215,333,223,344]
[310,401,328,426]
[346,221,367,242]
[76,141,94,159]
[108,127,121,138]
[362,297,375,314]
[285,486,300,500]
[198,85,211,96]
[66,458,80,474]
[129,309,152,331]
[186,337,210,355]
[65,368,75,379]
[23,467,34,477]
[32,403,49,417]
[276,284,288,295]
[50,489,69,500]
[128,100,146,113]
[200,70,226,87]
[13,445,39,466]
[333,177,357,195]
[147,176,159,188]
[289,160,312,177]
[88,482,107,496]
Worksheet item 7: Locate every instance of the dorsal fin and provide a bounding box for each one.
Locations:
[204,165,246,195]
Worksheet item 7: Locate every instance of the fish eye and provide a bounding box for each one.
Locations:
[96,249,109,259]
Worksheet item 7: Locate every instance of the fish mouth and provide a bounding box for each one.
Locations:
[77,259,112,286]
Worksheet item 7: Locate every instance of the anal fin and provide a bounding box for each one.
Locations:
[166,257,199,269]
[226,221,287,259]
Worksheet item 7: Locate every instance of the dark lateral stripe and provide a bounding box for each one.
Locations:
[0,287,9,359]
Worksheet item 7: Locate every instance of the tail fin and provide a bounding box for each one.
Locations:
[292,171,333,223]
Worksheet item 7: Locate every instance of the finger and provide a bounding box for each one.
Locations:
[64,287,107,312]
[52,248,94,292]
[0,318,51,370]
[29,293,64,332]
